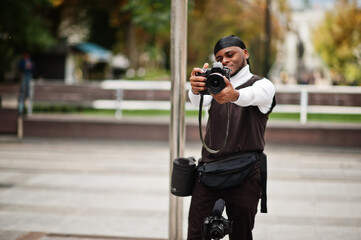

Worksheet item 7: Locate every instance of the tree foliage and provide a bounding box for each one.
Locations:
[0,0,289,81]
[120,0,171,69]
[0,0,55,81]
[122,0,170,35]
[187,0,288,76]
[313,0,361,85]
[56,0,171,70]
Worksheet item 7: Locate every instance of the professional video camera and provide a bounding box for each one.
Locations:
[202,198,232,240]
[196,62,231,95]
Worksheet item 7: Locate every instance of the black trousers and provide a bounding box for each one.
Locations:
[187,163,261,240]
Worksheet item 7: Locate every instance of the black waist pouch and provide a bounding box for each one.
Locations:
[198,152,268,213]
[171,157,197,197]
[197,152,259,190]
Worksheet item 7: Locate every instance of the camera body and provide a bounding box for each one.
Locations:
[202,215,232,239]
[196,62,231,95]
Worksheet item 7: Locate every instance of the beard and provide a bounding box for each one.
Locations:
[230,61,247,77]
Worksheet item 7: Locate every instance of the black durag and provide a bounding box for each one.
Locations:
[214,35,250,66]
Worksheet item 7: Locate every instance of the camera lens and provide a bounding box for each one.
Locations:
[211,78,220,87]
[206,73,226,94]
[210,222,225,238]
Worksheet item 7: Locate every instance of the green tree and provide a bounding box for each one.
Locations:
[0,0,289,81]
[313,0,361,85]
[65,0,171,71]
[0,0,55,82]
[120,0,171,70]
[187,0,288,76]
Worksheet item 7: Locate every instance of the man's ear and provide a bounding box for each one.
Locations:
[243,49,249,60]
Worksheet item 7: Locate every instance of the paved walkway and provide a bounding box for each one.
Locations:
[0,137,360,240]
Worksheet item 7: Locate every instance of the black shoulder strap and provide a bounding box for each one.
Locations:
[198,94,229,154]
[260,152,268,213]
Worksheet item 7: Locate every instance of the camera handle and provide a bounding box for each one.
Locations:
[198,94,230,154]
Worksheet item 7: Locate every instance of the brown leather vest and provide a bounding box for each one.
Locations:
[201,75,276,163]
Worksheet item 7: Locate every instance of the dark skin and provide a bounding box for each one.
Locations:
[189,46,249,104]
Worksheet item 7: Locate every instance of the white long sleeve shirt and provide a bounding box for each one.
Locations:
[188,65,275,114]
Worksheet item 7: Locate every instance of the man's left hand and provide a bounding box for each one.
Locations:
[212,76,239,104]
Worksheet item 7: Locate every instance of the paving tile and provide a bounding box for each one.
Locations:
[0,139,360,240]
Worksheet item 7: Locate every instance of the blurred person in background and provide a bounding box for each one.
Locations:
[17,52,34,114]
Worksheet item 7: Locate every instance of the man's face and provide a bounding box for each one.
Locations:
[214,46,249,76]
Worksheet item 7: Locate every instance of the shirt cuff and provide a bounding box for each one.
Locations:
[231,90,242,104]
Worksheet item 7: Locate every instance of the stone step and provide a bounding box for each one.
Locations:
[16,114,361,147]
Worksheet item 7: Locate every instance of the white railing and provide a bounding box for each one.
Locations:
[29,80,361,124]
[274,84,361,124]
[98,80,196,119]
[99,80,361,123]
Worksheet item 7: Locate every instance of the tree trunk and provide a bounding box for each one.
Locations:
[126,22,139,70]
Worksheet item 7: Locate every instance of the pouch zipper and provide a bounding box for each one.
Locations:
[208,152,257,164]
[199,164,254,177]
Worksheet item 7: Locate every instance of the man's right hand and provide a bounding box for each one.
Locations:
[189,63,209,95]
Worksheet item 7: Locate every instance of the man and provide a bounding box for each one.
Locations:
[18,53,34,114]
[188,35,276,239]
